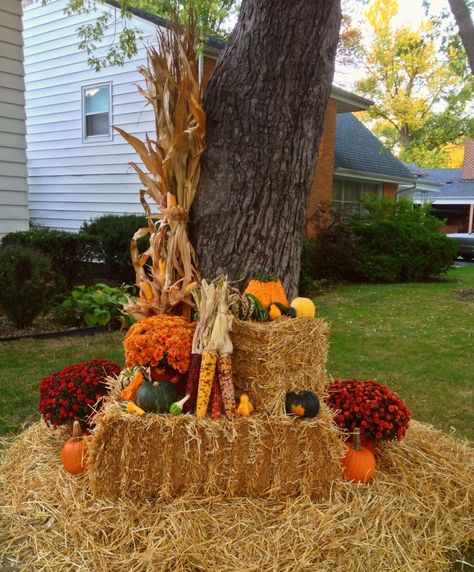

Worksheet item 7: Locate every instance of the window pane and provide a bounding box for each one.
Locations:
[86,112,109,136]
[362,182,380,197]
[85,86,109,114]
[344,181,361,203]
[332,180,343,201]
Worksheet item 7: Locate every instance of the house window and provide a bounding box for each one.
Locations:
[82,83,112,141]
[332,179,382,216]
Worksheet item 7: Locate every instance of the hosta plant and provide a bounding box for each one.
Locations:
[54,283,135,328]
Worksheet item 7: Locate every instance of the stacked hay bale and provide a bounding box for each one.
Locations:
[88,317,345,501]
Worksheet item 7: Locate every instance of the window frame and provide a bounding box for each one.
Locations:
[81,82,113,143]
[332,179,382,216]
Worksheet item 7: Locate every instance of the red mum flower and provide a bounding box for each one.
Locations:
[39,358,120,429]
[325,379,411,443]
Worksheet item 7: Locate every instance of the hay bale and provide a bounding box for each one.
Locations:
[231,318,330,415]
[87,404,344,501]
[1,421,473,572]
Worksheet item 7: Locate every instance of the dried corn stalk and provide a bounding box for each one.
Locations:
[115,15,204,319]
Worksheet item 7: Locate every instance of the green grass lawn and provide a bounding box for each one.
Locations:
[0,267,473,439]
[318,266,474,441]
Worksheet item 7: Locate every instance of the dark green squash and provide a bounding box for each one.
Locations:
[285,390,320,418]
[135,380,177,413]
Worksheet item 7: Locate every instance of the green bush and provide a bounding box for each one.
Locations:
[352,220,458,282]
[0,245,62,328]
[54,283,136,328]
[355,196,443,232]
[80,214,149,283]
[301,223,361,286]
[1,228,98,288]
[304,217,458,284]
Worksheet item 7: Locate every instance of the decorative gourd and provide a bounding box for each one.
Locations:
[285,391,320,418]
[60,421,87,475]
[120,371,144,401]
[268,303,282,321]
[135,380,177,413]
[290,297,316,318]
[244,274,289,309]
[169,394,190,415]
[120,400,145,415]
[236,394,254,416]
[342,427,376,483]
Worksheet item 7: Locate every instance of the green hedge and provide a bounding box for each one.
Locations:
[301,219,458,286]
[80,214,149,284]
[1,229,98,288]
[0,245,63,327]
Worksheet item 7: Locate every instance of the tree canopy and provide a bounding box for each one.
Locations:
[349,0,474,167]
[58,0,239,70]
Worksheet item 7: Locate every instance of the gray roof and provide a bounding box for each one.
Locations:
[405,166,474,199]
[334,113,415,183]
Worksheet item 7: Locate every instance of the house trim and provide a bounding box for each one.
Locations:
[330,86,372,113]
[335,167,414,185]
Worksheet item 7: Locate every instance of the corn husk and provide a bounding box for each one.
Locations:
[116,16,204,319]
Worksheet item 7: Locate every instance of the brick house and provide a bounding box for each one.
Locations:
[409,140,474,234]
[23,0,415,233]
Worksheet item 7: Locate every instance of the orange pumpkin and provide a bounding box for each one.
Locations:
[60,421,88,475]
[342,427,376,483]
[244,274,289,309]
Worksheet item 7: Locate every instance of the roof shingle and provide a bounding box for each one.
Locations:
[334,113,415,182]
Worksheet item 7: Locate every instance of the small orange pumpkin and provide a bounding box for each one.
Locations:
[60,420,88,475]
[342,427,376,483]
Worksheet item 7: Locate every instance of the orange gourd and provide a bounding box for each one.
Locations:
[236,394,254,416]
[244,274,289,309]
[120,371,144,401]
[268,303,282,321]
[60,421,87,475]
[342,427,376,483]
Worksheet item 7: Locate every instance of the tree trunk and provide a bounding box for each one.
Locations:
[190,0,341,298]
[448,0,474,77]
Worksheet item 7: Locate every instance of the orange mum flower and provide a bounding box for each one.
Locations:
[124,315,195,374]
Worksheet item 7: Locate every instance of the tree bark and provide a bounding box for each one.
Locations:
[448,0,474,77]
[190,0,341,298]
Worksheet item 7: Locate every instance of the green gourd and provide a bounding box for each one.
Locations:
[135,380,177,413]
[285,390,320,418]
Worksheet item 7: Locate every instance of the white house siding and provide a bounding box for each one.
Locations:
[0,0,29,238]
[23,0,160,231]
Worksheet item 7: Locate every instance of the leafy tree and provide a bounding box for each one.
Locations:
[39,0,342,295]
[422,0,474,77]
[353,0,474,166]
[56,0,239,70]
[447,0,474,76]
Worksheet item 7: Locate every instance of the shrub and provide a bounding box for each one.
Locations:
[0,245,62,328]
[39,359,121,428]
[356,196,443,232]
[352,220,458,282]
[80,214,149,283]
[54,283,136,328]
[1,228,98,288]
[304,223,361,284]
[325,379,412,442]
[306,217,458,284]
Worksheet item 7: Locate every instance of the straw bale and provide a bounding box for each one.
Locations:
[1,420,473,572]
[231,317,330,415]
[86,403,344,501]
